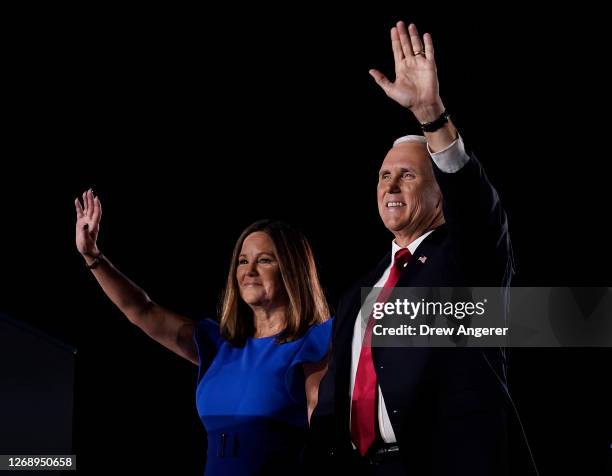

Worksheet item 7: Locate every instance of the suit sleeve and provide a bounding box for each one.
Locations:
[428,138,514,475]
[431,140,515,285]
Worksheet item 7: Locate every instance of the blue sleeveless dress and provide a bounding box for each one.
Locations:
[193,318,333,476]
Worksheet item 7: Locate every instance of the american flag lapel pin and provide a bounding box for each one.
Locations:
[418,256,428,264]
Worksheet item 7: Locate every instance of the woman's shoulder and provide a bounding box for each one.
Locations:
[304,317,334,338]
[194,318,223,348]
[197,317,220,332]
[290,317,334,364]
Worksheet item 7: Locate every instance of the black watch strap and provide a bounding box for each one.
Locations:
[420,110,450,133]
[86,252,104,270]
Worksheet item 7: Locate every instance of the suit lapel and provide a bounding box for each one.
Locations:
[335,251,391,341]
[396,224,448,287]
[336,226,448,353]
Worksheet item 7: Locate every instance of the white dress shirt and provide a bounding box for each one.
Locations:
[349,135,470,444]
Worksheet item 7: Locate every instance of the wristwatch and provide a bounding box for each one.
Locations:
[420,109,450,133]
[86,251,104,270]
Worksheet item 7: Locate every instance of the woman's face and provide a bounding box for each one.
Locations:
[236,231,286,308]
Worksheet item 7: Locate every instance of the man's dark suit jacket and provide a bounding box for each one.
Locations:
[309,151,515,476]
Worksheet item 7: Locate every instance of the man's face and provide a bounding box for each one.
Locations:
[377,141,442,235]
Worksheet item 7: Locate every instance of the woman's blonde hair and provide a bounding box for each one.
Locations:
[219,220,330,345]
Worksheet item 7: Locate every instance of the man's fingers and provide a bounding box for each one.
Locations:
[390,27,404,65]
[87,190,94,218]
[92,196,102,224]
[75,198,84,219]
[82,191,88,215]
[423,32,435,62]
[396,21,414,57]
[369,69,392,92]
[407,23,424,55]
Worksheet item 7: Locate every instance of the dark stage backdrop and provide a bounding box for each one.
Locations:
[1,3,610,475]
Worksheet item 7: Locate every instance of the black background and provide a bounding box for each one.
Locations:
[1,3,610,475]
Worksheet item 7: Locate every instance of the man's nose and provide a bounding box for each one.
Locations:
[385,175,401,193]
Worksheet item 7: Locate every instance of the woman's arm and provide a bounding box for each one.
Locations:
[75,189,198,365]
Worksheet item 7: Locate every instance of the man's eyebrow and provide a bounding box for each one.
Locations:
[378,167,416,175]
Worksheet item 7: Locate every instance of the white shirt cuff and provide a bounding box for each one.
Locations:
[427,135,470,173]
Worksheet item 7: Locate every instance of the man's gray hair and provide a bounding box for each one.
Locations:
[393,135,427,147]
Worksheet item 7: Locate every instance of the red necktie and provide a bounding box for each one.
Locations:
[351,247,412,456]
